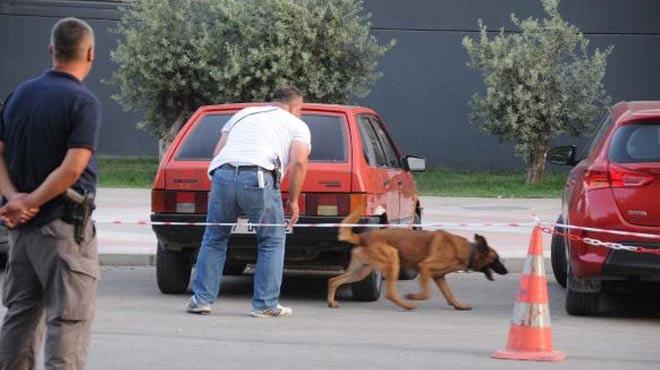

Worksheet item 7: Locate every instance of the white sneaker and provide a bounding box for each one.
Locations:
[250,304,292,318]
[185,296,212,315]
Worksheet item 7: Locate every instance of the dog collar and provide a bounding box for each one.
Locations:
[467,242,477,270]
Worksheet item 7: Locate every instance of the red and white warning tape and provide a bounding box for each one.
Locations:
[94,214,660,256]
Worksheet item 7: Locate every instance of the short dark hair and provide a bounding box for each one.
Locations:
[273,85,303,104]
[50,17,94,62]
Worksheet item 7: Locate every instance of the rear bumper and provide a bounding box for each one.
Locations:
[151,213,381,267]
[566,188,660,281]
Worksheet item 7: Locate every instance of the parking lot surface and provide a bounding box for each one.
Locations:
[3,267,655,370]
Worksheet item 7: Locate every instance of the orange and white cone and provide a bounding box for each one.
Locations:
[492,226,566,362]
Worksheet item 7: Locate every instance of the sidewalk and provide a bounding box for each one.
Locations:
[94,188,561,271]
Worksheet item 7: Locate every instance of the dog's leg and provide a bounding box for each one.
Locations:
[374,246,417,310]
[434,276,472,311]
[327,248,373,308]
[405,264,432,301]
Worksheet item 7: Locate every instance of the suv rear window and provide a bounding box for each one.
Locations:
[176,112,347,162]
[609,123,660,163]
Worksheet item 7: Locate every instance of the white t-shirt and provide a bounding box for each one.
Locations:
[208,105,311,179]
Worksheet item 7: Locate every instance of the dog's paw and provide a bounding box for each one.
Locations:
[402,302,418,310]
[327,301,341,309]
[452,304,473,311]
[405,293,428,301]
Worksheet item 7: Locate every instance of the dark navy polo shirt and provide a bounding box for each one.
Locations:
[0,70,101,228]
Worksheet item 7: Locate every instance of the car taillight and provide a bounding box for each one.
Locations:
[584,163,654,190]
[301,193,368,216]
[608,164,654,188]
[151,190,208,213]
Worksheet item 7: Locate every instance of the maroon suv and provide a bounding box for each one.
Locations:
[548,101,660,316]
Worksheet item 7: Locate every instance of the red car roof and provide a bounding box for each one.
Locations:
[613,101,660,124]
[195,102,377,115]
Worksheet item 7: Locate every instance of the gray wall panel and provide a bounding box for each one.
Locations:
[1,0,659,168]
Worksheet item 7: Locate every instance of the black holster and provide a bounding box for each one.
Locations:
[62,190,95,244]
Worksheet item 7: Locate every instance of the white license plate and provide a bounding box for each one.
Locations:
[231,218,293,234]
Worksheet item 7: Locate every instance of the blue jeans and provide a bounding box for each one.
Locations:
[192,165,286,309]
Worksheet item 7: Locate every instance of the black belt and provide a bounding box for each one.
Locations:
[221,163,263,172]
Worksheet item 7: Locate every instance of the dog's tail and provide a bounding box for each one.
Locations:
[338,210,362,245]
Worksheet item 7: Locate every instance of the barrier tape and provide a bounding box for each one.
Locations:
[99,219,535,229]
[94,214,660,256]
[539,226,660,256]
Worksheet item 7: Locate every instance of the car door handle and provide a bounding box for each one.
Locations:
[383,179,391,187]
[397,180,404,187]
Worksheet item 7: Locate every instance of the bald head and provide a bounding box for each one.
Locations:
[50,17,95,63]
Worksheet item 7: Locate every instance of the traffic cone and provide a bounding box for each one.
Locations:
[492,226,566,362]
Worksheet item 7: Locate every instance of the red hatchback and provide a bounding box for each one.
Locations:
[151,103,426,300]
[548,101,660,316]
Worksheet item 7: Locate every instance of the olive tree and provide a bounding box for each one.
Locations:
[109,0,394,152]
[462,0,611,184]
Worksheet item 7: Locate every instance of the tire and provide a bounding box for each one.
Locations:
[351,271,383,301]
[550,215,568,288]
[399,211,421,281]
[223,260,247,276]
[156,244,192,294]
[566,286,600,316]
[565,265,600,316]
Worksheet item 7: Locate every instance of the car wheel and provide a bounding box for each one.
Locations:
[399,212,421,281]
[550,216,568,288]
[351,271,383,301]
[223,260,247,276]
[156,243,192,294]
[565,266,600,316]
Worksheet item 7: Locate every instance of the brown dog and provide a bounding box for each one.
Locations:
[327,211,508,310]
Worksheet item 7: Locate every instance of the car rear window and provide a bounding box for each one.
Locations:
[609,123,660,163]
[302,114,347,162]
[176,114,232,160]
[176,112,347,162]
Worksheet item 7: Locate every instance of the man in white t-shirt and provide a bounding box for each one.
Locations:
[186,85,311,318]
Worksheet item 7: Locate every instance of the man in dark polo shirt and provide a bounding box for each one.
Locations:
[0,17,101,369]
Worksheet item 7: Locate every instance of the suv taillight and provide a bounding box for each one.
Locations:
[152,190,208,213]
[584,163,654,190]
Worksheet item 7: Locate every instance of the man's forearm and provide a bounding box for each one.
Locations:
[23,166,80,209]
[287,161,307,203]
[0,155,18,199]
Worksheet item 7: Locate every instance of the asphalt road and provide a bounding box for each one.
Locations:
[3,267,656,370]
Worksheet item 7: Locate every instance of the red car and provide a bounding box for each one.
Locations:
[151,103,426,300]
[548,101,660,316]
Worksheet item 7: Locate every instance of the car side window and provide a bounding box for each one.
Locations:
[357,115,387,167]
[585,113,613,158]
[369,116,401,168]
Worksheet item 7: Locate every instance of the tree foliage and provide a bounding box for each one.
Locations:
[109,0,394,146]
[462,0,611,183]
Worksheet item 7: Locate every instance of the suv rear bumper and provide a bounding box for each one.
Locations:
[151,213,382,267]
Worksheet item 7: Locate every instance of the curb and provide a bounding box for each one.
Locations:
[99,254,550,274]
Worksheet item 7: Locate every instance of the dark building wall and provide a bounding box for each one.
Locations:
[2,0,659,169]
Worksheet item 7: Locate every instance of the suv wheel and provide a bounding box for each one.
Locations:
[399,212,421,281]
[351,271,383,301]
[156,243,192,294]
[565,266,600,316]
[550,216,568,288]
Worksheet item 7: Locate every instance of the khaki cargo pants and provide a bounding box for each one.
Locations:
[0,219,99,370]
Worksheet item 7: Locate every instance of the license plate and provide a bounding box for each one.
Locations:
[231,218,293,234]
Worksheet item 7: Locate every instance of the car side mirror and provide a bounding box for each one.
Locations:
[547,145,578,166]
[404,155,426,172]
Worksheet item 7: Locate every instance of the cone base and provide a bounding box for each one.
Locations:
[491,349,566,362]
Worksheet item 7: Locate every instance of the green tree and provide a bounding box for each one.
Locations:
[462,0,611,184]
[109,0,394,152]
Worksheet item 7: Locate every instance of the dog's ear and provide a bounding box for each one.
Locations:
[474,234,489,253]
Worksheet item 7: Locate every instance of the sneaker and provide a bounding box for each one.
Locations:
[250,305,293,318]
[185,296,212,315]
